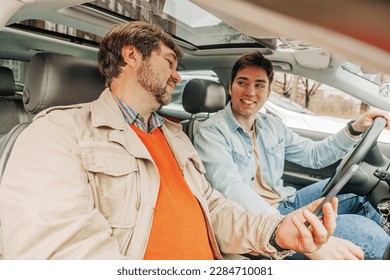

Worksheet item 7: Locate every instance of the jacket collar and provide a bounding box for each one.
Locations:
[90,88,128,131]
[91,88,184,134]
[90,88,186,156]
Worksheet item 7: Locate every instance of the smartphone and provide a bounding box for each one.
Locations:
[304,164,359,227]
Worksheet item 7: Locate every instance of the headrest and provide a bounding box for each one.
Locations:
[0,66,16,97]
[182,79,226,114]
[23,53,106,114]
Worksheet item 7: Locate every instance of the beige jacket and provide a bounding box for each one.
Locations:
[0,89,288,259]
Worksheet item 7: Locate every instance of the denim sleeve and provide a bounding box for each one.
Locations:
[283,124,358,169]
[194,124,279,215]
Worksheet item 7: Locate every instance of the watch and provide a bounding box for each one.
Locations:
[347,120,363,136]
[269,225,287,252]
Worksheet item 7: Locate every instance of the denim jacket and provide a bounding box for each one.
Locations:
[194,102,357,214]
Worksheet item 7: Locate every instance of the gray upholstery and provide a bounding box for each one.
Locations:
[0,66,15,97]
[0,66,25,137]
[23,53,105,114]
[181,78,226,142]
[0,53,106,182]
[0,123,30,181]
[0,99,21,137]
[182,78,226,114]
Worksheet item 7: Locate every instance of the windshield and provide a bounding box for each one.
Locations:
[342,61,382,85]
[268,92,314,114]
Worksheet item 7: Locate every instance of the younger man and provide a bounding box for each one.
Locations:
[194,51,390,259]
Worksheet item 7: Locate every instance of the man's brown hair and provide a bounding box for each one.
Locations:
[98,21,183,87]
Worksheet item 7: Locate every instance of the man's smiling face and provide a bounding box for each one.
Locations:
[229,66,271,124]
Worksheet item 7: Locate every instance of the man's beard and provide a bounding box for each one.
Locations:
[137,60,172,106]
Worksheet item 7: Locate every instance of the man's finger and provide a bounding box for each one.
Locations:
[302,209,329,245]
[291,215,318,253]
[321,202,337,236]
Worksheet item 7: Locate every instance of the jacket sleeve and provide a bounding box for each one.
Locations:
[201,175,292,259]
[0,111,127,259]
[194,123,279,215]
[282,121,358,169]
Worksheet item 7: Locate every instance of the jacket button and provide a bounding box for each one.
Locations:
[251,177,254,181]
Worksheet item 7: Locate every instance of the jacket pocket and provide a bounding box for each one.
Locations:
[266,139,285,160]
[232,150,250,167]
[80,143,139,229]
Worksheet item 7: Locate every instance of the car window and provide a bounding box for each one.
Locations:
[15,20,102,46]
[271,72,390,143]
[88,0,259,48]
[268,92,314,115]
[272,72,366,120]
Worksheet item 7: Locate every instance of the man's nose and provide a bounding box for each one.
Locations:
[245,85,256,95]
[171,70,181,83]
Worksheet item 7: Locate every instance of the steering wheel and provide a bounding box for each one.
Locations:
[321,116,387,197]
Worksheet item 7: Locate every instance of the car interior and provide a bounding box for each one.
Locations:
[0,52,105,181]
[180,78,227,142]
[1,0,390,196]
[0,0,390,260]
[0,52,226,181]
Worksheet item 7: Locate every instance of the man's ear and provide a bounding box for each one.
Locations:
[121,45,138,68]
[228,82,232,97]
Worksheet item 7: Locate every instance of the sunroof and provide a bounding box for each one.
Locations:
[14,19,102,46]
[88,0,259,48]
[163,0,221,28]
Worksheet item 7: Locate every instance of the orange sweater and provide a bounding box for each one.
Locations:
[132,125,213,260]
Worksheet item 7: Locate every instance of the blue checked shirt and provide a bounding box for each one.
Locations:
[114,95,164,133]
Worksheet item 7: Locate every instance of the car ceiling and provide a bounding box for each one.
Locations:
[0,0,387,100]
[0,1,344,68]
[2,1,239,62]
[192,0,390,74]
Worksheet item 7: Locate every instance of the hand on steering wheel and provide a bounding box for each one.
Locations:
[322,117,387,197]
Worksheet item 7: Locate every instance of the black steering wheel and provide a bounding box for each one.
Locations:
[321,117,387,198]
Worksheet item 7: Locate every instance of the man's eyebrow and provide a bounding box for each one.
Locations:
[236,76,267,83]
[165,52,177,61]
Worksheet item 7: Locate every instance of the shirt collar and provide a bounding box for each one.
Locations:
[113,95,164,133]
[224,101,268,135]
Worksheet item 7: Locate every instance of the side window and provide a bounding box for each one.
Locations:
[269,72,367,134]
[269,72,390,144]
[272,72,368,120]
[171,80,188,104]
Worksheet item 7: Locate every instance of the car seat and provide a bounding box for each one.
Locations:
[0,52,105,182]
[0,53,106,259]
[0,66,31,138]
[180,78,227,142]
